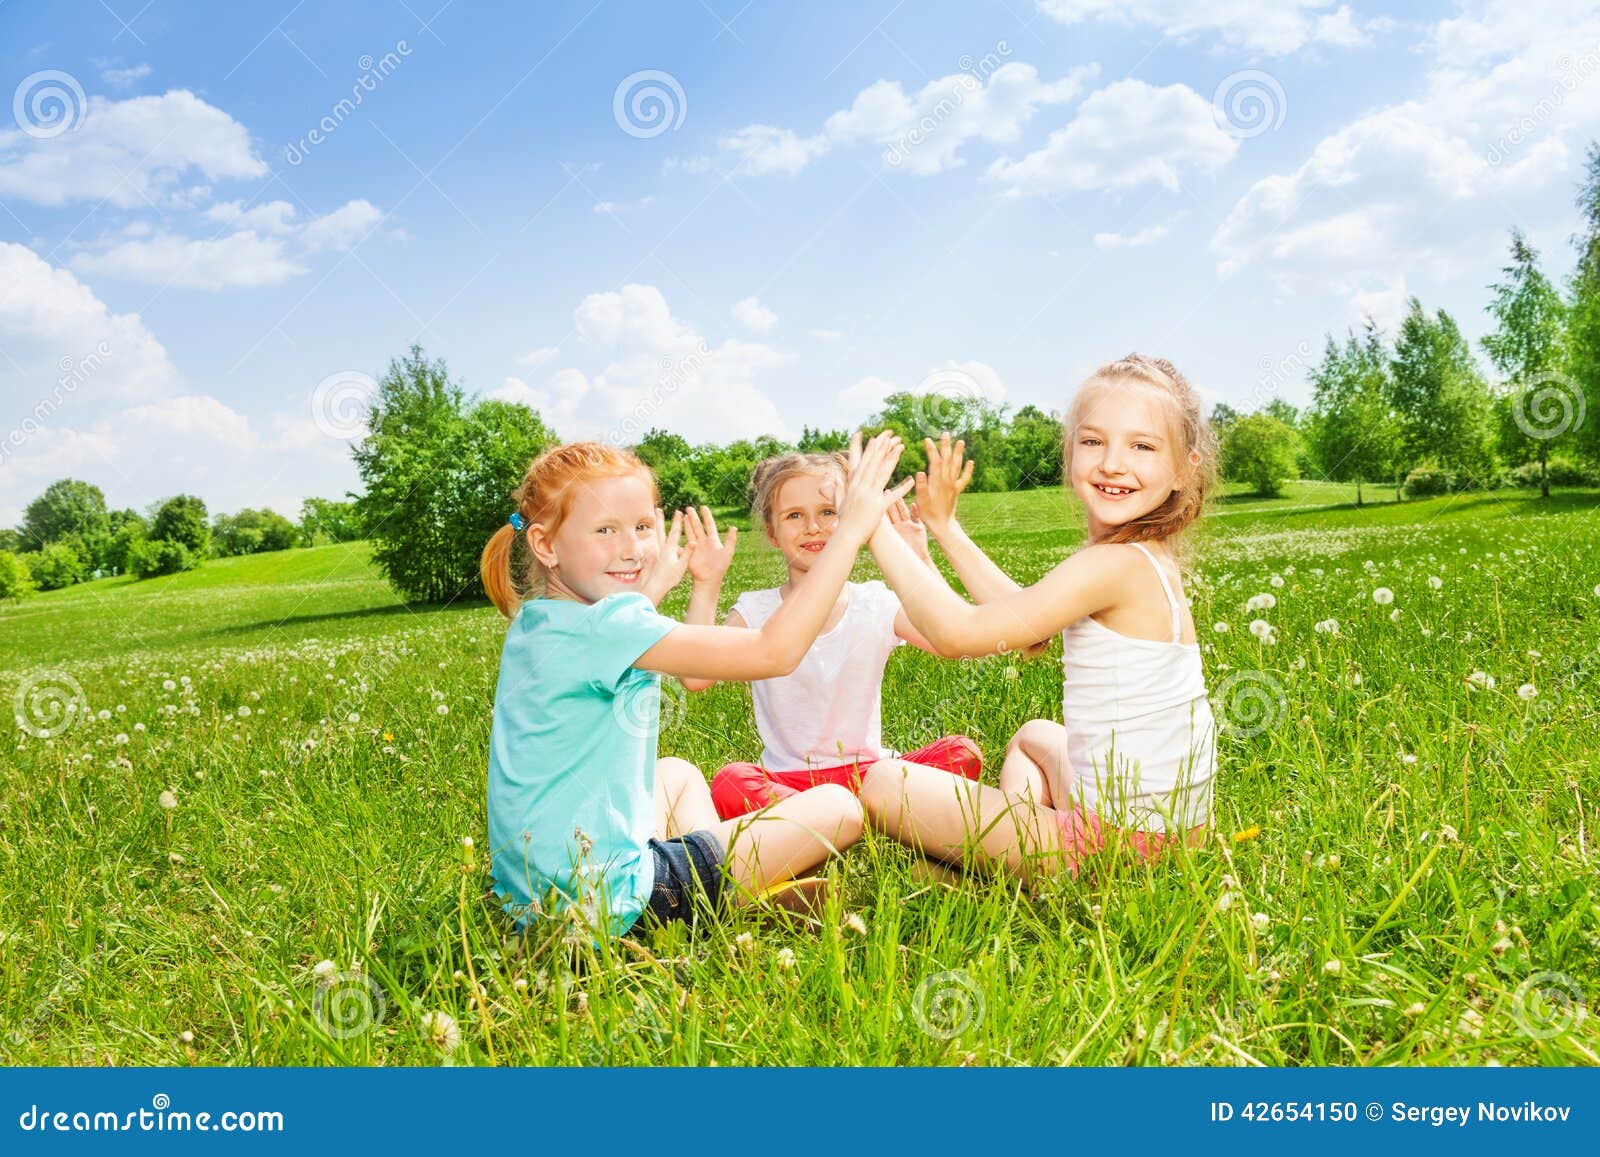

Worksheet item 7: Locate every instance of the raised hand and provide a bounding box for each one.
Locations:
[887,496,931,562]
[840,430,914,540]
[683,505,739,584]
[915,432,975,530]
[641,507,688,605]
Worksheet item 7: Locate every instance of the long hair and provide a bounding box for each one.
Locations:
[480,442,656,618]
[1063,354,1217,553]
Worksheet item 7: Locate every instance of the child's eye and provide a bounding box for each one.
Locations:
[636,523,653,533]
[1080,437,1101,447]
[597,526,613,535]
[1135,443,1156,452]
[822,509,837,518]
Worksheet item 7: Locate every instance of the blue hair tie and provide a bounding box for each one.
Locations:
[508,511,526,531]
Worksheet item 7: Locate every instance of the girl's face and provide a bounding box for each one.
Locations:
[1068,382,1198,540]
[529,472,659,604]
[765,471,842,575]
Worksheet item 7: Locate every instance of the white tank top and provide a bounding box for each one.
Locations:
[1061,542,1216,832]
[732,580,904,771]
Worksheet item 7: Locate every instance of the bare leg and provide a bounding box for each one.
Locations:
[861,759,1066,880]
[654,757,721,838]
[998,719,1073,809]
[714,784,864,902]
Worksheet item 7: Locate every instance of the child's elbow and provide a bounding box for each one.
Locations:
[680,677,716,693]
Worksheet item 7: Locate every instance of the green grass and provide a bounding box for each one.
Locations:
[3,485,1599,1065]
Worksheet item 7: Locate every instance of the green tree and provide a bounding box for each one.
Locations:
[798,426,850,452]
[0,550,36,600]
[105,519,146,574]
[1482,229,1570,498]
[213,508,298,556]
[21,478,108,557]
[1305,328,1400,506]
[999,405,1063,488]
[1390,300,1501,488]
[352,347,556,603]
[23,541,85,590]
[128,538,195,578]
[298,498,359,546]
[1564,143,1600,465]
[1220,414,1298,497]
[150,495,211,555]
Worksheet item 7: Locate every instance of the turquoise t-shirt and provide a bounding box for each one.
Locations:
[487,592,678,936]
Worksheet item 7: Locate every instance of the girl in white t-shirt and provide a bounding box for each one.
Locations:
[679,451,982,818]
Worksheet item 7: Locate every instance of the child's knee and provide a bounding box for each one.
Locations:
[809,782,865,840]
[1007,718,1057,754]
[860,758,912,811]
[657,756,701,785]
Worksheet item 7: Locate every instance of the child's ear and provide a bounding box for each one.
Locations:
[528,525,558,569]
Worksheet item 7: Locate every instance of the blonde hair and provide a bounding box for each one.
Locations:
[480,441,657,618]
[1063,353,1216,550]
[748,451,847,536]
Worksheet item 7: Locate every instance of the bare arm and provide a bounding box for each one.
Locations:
[637,432,913,682]
[678,608,746,692]
[870,519,1132,658]
[914,434,1023,605]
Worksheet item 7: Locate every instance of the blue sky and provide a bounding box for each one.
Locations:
[3,0,1599,524]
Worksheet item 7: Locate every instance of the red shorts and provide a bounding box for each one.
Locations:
[710,735,982,821]
[1055,803,1208,876]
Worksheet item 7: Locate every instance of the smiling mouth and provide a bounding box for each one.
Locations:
[607,568,642,583]
[798,542,826,553]
[1092,483,1138,498]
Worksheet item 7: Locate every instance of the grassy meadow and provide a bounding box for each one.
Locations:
[2,480,1598,1066]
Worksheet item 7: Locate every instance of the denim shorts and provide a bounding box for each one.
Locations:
[627,829,726,934]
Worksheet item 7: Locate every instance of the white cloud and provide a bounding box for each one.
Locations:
[838,376,900,422]
[810,328,844,340]
[1093,223,1171,249]
[989,79,1237,195]
[1034,0,1374,55]
[731,296,777,334]
[710,61,1096,177]
[0,241,175,404]
[299,199,384,252]
[1349,276,1410,331]
[719,125,831,176]
[203,199,298,234]
[100,63,152,87]
[0,89,265,208]
[70,230,307,289]
[516,346,560,368]
[67,199,384,288]
[1209,1,1600,296]
[501,284,793,444]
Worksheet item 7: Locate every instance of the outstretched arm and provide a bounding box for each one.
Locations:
[916,434,1024,605]
[871,520,1131,658]
[678,507,741,692]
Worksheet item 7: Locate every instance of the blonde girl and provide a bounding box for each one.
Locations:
[860,354,1218,878]
[480,432,911,937]
[675,451,982,819]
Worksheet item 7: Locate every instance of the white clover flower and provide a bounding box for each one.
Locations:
[1313,618,1338,635]
[1270,575,1285,588]
[1372,587,1394,605]
[115,704,126,714]
[347,712,359,724]
[1389,608,1403,623]
[1251,912,1269,931]
[1245,593,1277,612]
[238,705,252,718]
[1323,959,1342,976]
[1213,622,1230,633]
[1248,619,1273,640]
[134,722,145,732]
[1217,891,1236,911]
[436,704,449,716]
[1350,672,1363,687]
[462,836,474,849]
[97,709,111,721]
[162,679,177,691]
[1517,684,1537,700]
[1400,753,1418,765]
[775,947,796,971]
[1428,576,1443,590]
[158,789,178,810]
[1593,584,1600,597]
[313,959,337,982]
[844,912,867,936]
[1466,671,1495,691]
[420,1010,460,1052]
[114,733,129,745]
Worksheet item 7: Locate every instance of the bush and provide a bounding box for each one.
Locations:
[1401,460,1454,497]
[0,550,36,600]
[128,538,196,579]
[1510,456,1600,488]
[23,542,85,590]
